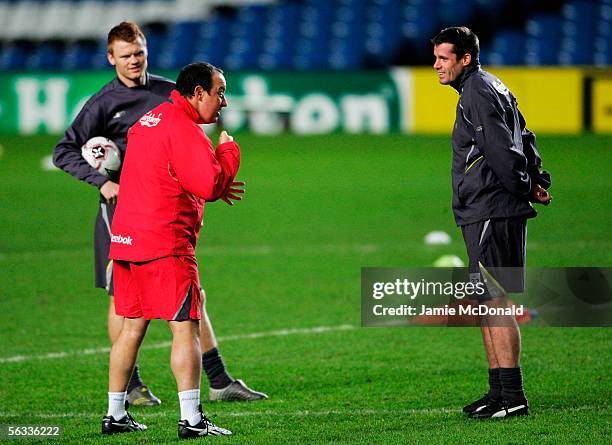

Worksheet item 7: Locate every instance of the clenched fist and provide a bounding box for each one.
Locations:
[219,130,234,144]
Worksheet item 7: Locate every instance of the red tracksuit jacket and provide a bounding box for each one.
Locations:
[109,89,240,262]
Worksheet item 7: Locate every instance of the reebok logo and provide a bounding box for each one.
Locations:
[111,234,133,246]
[139,112,162,127]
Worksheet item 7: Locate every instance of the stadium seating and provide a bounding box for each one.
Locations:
[63,40,99,70]
[259,2,300,69]
[525,13,564,65]
[595,0,612,65]
[559,0,599,65]
[0,0,609,71]
[483,30,526,66]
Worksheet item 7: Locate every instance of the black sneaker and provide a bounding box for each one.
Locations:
[463,393,496,414]
[468,399,529,419]
[178,406,232,439]
[101,411,147,434]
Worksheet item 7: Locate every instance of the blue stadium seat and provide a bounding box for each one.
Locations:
[260,3,300,69]
[0,41,33,70]
[3,0,607,72]
[594,35,612,65]
[90,40,110,70]
[485,30,526,66]
[224,5,267,70]
[328,1,366,69]
[525,14,563,65]
[63,40,98,70]
[193,14,232,68]
[400,0,439,63]
[594,0,612,66]
[293,0,334,69]
[559,1,599,65]
[365,0,402,66]
[143,26,167,70]
[158,21,203,69]
[293,38,329,70]
[479,45,490,65]
[401,0,438,40]
[329,37,362,69]
[438,0,473,27]
[28,41,64,70]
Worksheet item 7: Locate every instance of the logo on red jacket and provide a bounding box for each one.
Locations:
[139,112,162,127]
[111,234,133,246]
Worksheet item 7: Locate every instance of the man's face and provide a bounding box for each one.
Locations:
[433,43,470,85]
[107,37,147,87]
[195,72,228,124]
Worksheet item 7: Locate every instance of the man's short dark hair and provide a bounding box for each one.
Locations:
[176,62,224,97]
[432,26,480,65]
[107,21,146,53]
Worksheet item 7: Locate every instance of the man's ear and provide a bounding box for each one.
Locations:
[462,53,472,67]
[193,85,205,99]
[107,52,115,67]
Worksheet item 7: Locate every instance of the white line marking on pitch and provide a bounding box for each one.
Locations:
[0,324,356,364]
[40,154,59,171]
[0,405,603,420]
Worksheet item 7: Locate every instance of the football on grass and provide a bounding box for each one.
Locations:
[81,136,121,179]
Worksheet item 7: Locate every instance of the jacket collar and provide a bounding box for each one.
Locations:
[170,90,205,124]
[115,72,150,89]
[451,63,480,93]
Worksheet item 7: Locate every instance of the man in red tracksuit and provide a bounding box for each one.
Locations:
[102,62,240,439]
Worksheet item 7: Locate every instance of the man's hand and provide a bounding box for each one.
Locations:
[100,180,120,204]
[219,130,234,145]
[221,181,245,206]
[532,183,552,206]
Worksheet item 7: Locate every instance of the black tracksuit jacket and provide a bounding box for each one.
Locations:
[449,64,551,226]
[53,73,175,190]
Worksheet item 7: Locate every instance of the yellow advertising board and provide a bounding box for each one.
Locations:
[404,67,583,134]
[592,79,612,133]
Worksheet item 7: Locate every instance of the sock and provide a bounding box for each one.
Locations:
[500,367,527,402]
[487,368,502,400]
[202,348,233,389]
[127,364,144,392]
[178,389,202,425]
[107,391,127,419]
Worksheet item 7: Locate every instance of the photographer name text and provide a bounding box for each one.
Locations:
[372,304,525,317]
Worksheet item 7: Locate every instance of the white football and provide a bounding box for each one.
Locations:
[81,136,121,178]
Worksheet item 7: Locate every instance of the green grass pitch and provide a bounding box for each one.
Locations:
[0,133,610,444]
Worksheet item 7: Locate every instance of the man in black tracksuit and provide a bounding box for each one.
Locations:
[432,26,552,419]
